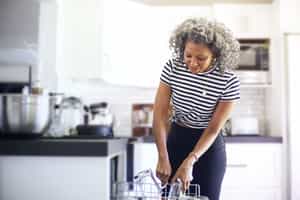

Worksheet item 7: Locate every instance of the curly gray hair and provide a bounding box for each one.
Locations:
[169,17,240,73]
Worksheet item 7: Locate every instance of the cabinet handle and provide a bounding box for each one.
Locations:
[227,164,248,168]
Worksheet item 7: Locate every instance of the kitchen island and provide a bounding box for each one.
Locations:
[0,137,128,200]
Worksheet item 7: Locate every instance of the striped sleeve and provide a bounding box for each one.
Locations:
[160,59,173,85]
[220,73,240,101]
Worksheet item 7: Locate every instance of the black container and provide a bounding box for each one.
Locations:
[76,125,113,137]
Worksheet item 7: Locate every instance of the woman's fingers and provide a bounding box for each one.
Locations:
[171,174,190,192]
[156,167,170,184]
[156,157,172,185]
[183,180,190,192]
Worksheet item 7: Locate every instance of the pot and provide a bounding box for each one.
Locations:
[76,102,115,137]
[0,94,51,135]
[76,124,113,137]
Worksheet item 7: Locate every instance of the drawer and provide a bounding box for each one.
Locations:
[220,188,282,200]
[223,144,281,187]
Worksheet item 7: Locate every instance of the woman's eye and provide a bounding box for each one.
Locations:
[197,57,207,61]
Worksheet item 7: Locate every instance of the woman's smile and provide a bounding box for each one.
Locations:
[184,41,214,74]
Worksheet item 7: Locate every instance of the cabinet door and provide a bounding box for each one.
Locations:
[280,0,300,33]
[133,143,158,175]
[101,0,168,87]
[102,0,212,87]
[221,188,281,200]
[56,0,103,79]
[213,4,272,38]
[221,143,282,200]
[223,143,281,188]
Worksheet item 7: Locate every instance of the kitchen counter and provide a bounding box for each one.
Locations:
[224,135,283,143]
[0,136,128,156]
[130,135,283,143]
[0,136,128,200]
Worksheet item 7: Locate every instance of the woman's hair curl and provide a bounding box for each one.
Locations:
[169,17,240,73]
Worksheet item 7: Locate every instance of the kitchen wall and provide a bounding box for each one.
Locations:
[57,78,157,137]
[0,0,278,137]
[54,1,276,137]
[57,78,269,137]
[38,1,58,91]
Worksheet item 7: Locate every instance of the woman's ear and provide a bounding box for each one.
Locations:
[210,57,217,67]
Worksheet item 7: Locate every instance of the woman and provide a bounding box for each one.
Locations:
[153,17,240,200]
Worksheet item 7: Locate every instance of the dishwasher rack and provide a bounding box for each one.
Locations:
[111,169,209,200]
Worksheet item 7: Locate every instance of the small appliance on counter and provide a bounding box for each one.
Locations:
[47,96,85,137]
[230,116,260,136]
[76,102,115,138]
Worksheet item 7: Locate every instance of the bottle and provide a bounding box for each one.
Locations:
[31,80,43,95]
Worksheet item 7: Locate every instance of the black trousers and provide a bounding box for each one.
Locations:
[166,122,226,200]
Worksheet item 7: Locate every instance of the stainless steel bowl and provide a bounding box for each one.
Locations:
[1,94,51,135]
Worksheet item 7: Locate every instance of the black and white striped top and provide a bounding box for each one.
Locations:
[160,58,240,129]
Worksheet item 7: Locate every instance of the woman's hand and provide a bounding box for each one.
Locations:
[156,156,172,185]
[171,156,195,191]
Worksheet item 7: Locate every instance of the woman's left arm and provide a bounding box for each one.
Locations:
[189,101,235,159]
[171,101,235,189]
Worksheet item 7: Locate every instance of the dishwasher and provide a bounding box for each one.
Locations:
[111,169,209,200]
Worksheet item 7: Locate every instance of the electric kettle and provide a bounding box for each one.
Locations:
[76,102,115,137]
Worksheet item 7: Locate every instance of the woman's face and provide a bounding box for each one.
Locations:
[183,40,214,74]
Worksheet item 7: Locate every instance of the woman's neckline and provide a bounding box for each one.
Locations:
[183,62,217,75]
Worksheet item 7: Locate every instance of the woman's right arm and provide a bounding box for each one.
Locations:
[153,82,172,184]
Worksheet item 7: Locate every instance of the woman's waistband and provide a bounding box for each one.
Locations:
[173,121,206,131]
[171,122,224,138]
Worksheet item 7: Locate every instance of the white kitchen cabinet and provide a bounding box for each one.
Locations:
[212,4,273,39]
[102,0,211,87]
[133,143,158,175]
[101,0,162,87]
[55,0,103,79]
[285,34,300,200]
[222,189,281,200]
[102,0,274,87]
[221,143,282,200]
[133,142,282,200]
[279,0,300,33]
[0,138,128,200]
[0,155,125,200]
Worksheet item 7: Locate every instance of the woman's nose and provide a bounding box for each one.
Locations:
[190,58,198,66]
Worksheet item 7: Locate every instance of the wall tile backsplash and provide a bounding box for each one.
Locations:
[234,87,268,135]
[58,79,268,137]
